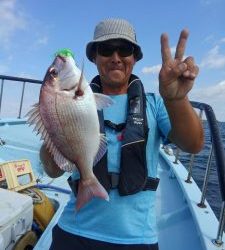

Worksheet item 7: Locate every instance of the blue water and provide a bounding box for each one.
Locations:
[179,121,225,219]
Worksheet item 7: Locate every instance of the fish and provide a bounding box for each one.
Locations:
[26,49,113,211]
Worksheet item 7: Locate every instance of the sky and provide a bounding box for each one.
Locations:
[0,0,225,121]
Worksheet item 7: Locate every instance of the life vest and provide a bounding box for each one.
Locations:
[68,74,159,196]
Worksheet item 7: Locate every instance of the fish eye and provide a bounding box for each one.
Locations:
[49,67,58,77]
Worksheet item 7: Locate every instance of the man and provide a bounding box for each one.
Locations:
[42,18,204,250]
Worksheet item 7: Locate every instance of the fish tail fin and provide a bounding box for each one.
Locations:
[76,176,109,211]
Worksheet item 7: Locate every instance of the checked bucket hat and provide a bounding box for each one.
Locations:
[86,18,143,62]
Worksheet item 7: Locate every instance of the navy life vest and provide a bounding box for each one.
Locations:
[68,74,159,196]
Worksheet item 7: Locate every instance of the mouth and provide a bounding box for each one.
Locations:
[110,67,123,71]
[108,68,124,76]
[49,55,66,77]
[57,55,66,62]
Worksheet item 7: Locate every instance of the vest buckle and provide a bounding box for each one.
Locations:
[108,173,119,189]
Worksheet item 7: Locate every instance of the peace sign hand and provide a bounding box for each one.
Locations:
[159,29,199,101]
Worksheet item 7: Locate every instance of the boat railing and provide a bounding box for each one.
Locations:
[0,75,42,119]
[0,75,224,245]
[173,101,225,246]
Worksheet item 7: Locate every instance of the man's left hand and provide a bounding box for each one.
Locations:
[159,29,199,101]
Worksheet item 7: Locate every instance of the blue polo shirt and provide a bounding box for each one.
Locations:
[58,93,171,244]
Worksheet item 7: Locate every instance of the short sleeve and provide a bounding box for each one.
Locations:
[146,93,171,144]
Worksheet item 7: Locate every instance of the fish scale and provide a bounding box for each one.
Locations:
[54,92,99,164]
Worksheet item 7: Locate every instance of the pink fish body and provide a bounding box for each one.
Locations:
[27,52,113,210]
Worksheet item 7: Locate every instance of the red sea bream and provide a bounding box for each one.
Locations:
[27,49,113,210]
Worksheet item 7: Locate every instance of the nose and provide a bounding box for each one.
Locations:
[110,51,122,63]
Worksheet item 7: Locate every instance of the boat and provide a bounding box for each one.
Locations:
[0,74,224,250]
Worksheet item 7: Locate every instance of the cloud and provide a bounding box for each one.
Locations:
[29,35,49,50]
[200,44,225,69]
[36,36,49,45]
[0,64,9,74]
[142,64,161,74]
[0,55,13,74]
[190,80,225,121]
[200,0,220,5]
[0,0,27,49]
[203,34,215,44]
[201,0,212,5]
[220,37,225,43]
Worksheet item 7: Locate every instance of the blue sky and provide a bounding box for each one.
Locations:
[0,0,225,121]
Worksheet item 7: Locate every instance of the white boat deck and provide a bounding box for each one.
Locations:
[157,149,224,249]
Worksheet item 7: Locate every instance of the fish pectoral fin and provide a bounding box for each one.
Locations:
[94,93,114,110]
[52,145,77,172]
[93,134,107,166]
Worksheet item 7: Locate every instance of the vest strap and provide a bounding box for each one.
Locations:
[143,177,160,191]
[67,175,159,196]
[104,120,126,132]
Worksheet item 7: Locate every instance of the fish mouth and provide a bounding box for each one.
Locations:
[57,55,66,62]
[48,62,76,90]
[45,55,84,97]
[48,55,66,78]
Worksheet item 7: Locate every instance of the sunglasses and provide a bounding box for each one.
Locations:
[97,42,134,57]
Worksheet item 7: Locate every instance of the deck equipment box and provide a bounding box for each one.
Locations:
[0,188,33,250]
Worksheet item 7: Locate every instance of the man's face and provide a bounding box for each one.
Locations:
[94,39,136,94]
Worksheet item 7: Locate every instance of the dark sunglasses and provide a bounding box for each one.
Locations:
[97,42,134,57]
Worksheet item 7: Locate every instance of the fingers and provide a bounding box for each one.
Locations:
[161,57,199,81]
[164,62,187,81]
[160,29,198,80]
[182,56,199,79]
[175,29,189,60]
[161,33,172,64]
[161,29,189,63]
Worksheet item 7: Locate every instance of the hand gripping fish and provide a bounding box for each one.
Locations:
[27,49,113,211]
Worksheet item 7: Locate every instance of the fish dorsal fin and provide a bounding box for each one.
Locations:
[26,103,77,172]
[93,134,107,166]
[94,93,114,110]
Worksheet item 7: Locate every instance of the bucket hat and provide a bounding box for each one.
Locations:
[86,18,143,62]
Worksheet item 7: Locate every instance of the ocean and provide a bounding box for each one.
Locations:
[179,121,225,219]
